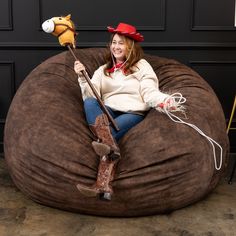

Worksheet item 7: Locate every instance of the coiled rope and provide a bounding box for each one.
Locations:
[155,92,223,170]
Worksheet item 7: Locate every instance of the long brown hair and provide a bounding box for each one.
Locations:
[104,33,144,76]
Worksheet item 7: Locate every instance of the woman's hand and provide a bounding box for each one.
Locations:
[156,98,176,111]
[74,61,86,75]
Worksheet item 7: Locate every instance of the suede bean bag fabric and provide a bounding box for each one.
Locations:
[4,48,229,216]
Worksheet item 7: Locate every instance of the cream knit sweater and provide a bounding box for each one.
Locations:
[78,59,169,114]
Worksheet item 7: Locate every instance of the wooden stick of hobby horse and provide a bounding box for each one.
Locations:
[67,45,120,131]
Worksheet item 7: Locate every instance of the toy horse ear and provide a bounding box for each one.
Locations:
[65,14,71,20]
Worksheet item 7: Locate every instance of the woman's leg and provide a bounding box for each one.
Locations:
[83,97,104,125]
[84,98,144,142]
[83,97,120,157]
[111,113,144,142]
[77,98,119,200]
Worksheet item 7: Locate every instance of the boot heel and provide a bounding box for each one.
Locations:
[109,151,121,161]
[99,192,112,201]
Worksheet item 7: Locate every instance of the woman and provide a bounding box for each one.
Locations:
[74,23,175,201]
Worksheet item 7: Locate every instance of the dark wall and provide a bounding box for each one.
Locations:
[0,0,236,153]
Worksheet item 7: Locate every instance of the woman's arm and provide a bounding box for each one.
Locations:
[138,60,170,107]
[74,61,102,100]
[139,60,184,112]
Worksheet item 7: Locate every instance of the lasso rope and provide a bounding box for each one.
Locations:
[155,93,223,170]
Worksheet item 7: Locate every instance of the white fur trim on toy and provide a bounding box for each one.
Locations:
[42,19,55,33]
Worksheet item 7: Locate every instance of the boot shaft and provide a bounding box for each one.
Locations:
[76,155,118,200]
[90,114,120,153]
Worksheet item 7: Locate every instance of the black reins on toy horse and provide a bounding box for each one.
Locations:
[55,23,77,38]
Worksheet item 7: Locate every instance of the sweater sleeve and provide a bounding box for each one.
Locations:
[138,59,170,108]
[78,66,103,100]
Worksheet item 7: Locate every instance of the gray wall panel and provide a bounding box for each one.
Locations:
[0,0,13,30]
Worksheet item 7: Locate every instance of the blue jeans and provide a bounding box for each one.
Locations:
[83,97,145,142]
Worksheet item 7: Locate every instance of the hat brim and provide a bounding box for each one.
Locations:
[107,26,144,42]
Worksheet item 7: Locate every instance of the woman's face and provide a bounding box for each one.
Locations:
[110,34,127,63]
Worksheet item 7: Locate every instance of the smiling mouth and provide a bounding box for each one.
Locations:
[114,51,122,55]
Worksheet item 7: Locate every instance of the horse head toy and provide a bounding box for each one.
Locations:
[41,14,119,130]
[42,14,76,48]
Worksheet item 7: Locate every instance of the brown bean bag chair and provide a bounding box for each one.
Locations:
[4,48,229,216]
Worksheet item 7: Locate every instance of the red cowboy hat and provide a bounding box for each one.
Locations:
[107,23,144,42]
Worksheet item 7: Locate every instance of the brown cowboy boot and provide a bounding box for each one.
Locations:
[90,114,121,160]
[89,125,111,156]
[97,156,119,201]
[76,155,118,201]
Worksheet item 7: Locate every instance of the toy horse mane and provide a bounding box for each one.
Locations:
[42,14,77,48]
